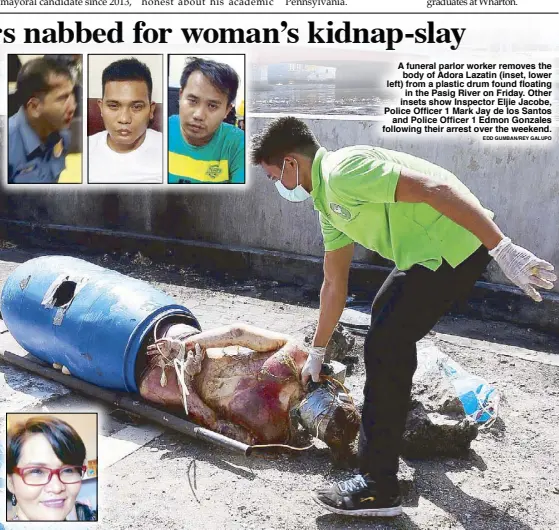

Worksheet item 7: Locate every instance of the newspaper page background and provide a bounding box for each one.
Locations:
[0,1,557,528]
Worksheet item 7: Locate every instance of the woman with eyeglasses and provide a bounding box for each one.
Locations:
[6,416,96,521]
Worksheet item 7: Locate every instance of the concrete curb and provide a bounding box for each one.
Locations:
[1,219,558,335]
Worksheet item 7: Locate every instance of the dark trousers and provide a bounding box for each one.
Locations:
[357,245,491,485]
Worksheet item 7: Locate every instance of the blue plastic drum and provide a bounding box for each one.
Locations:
[0,256,201,392]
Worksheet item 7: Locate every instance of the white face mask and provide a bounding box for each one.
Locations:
[275,158,310,202]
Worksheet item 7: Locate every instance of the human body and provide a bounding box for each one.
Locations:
[251,117,556,517]
[139,323,358,449]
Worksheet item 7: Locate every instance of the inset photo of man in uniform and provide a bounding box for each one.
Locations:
[8,55,82,184]
[168,55,245,184]
[88,55,163,184]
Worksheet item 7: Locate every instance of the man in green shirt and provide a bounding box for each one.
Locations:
[251,116,556,518]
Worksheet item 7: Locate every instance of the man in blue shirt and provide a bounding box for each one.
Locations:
[8,57,77,184]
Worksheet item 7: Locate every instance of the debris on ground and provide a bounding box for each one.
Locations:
[0,240,17,249]
[131,251,153,266]
[302,322,355,362]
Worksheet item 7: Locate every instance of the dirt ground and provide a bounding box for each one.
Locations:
[1,246,559,529]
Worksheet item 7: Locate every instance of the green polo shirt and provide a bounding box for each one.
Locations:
[310,146,493,271]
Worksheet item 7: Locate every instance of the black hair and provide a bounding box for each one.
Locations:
[179,57,239,106]
[250,116,321,167]
[76,502,98,521]
[224,105,237,125]
[7,416,87,474]
[102,58,153,101]
[16,57,73,109]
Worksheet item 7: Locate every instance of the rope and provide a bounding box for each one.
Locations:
[323,375,354,404]
[257,348,301,383]
[173,346,191,417]
[149,320,195,416]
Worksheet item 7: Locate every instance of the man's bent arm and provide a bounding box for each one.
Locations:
[313,244,355,347]
[395,168,504,250]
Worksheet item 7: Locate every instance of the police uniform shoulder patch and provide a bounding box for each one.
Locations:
[329,202,352,220]
[53,139,64,159]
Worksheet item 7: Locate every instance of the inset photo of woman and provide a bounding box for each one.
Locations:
[5,413,98,522]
